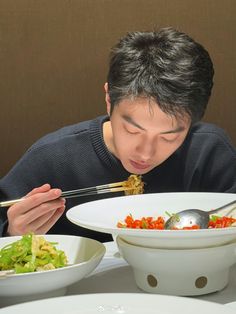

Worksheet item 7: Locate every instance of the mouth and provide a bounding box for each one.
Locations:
[130,160,151,170]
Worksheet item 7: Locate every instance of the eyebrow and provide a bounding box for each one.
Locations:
[122,115,145,130]
[160,126,186,134]
[122,115,186,134]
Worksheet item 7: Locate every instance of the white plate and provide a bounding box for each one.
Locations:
[225,301,236,310]
[67,192,236,249]
[0,293,235,314]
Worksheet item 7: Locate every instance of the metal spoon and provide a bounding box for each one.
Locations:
[164,199,236,230]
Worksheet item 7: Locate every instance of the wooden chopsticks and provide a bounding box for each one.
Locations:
[0,181,134,208]
[61,182,133,198]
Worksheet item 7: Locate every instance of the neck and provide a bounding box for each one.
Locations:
[103,121,117,156]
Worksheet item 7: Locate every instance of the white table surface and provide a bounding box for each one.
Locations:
[66,241,236,306]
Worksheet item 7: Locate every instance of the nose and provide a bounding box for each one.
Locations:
[136,138,156,162]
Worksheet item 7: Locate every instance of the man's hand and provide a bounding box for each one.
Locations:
[7,184,66,236]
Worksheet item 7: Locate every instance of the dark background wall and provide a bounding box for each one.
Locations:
[0,0,235,177]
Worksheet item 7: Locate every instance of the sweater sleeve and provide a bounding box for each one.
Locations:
[0,140,66,237]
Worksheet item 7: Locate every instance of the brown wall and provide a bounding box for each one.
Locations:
[0,0,235,176]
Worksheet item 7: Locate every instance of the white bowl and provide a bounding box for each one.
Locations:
[1,293,236,314]
[0,235,105,307]
[67,192,236,249]
[116,236,236,296]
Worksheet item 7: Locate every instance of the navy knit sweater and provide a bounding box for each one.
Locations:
[0,115,235,241]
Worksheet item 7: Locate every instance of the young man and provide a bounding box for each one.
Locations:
[0,28,235,240]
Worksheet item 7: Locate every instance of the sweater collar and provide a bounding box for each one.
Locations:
[90,115,129,177]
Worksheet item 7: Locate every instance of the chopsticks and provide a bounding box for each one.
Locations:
[0,181,134,208]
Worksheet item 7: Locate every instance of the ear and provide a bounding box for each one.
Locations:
[104,82,111,116]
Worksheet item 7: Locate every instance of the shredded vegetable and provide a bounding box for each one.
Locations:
[0,233,68,274]
[117,214,236,230]
[123,175,144,195]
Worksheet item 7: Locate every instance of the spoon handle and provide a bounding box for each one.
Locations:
[209,199,236,215]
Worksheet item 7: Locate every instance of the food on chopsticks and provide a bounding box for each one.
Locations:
[123,175,144,195]
[117,214,236,230]
[0,233,68,274]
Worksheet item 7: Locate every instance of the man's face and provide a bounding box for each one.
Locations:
[105,96,191,175]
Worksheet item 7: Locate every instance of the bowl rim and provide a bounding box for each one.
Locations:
[0,234,106,278]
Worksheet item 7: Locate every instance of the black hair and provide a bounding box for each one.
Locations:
[107,27,214,123]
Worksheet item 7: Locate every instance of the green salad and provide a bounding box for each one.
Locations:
[0,233,68,274]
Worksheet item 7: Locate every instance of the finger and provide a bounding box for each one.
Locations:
[25,184,51,197]
[7,205,65,236]
[9,188,63,215]
[21,198,66,225]
[33,206,66,234]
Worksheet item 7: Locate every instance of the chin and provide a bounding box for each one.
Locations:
[133,168,152,175]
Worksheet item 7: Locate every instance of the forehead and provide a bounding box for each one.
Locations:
[114,96,190,127]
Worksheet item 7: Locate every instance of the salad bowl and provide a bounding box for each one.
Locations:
[0,234,105,307]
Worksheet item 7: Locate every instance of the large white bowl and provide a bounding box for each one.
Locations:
[67,192,236,249]
[116,236,236,296]
[0,235,105,307]
[0,293,235,314]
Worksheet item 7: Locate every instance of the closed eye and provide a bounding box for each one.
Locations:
[160,135,178,143]
[124,126,140,135]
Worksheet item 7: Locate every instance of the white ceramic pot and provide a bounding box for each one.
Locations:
[116,236,236,296]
